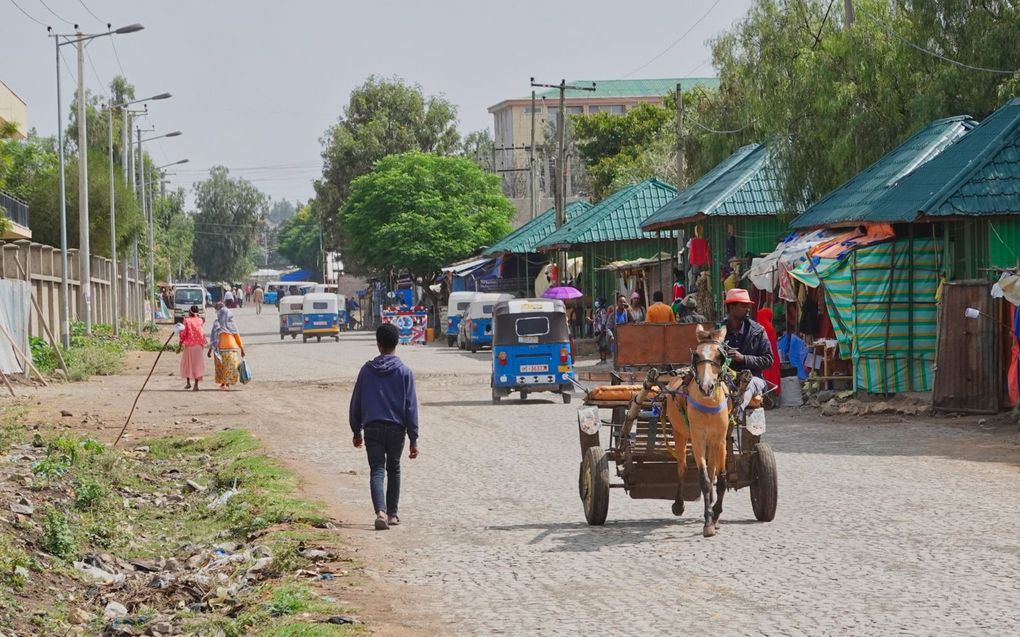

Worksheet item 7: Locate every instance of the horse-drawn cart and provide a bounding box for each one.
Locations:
[574,323,778,530]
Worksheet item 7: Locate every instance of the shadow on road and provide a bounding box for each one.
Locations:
[485,517,737,551]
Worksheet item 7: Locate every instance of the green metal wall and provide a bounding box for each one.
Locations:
[988,218,1020,270]
[573,238,675,303]
[701,216,789,315]
[943,220,990,280]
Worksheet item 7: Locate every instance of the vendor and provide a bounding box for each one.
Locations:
[722,288,773,407]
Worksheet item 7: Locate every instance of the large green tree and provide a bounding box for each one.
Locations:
[191,166,268,281]
[340,152,513,284]
[276,202,323,278]
[152,188,195,281]
[315,76,460,246]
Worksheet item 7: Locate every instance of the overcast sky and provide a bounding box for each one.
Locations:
[3,0,753,204]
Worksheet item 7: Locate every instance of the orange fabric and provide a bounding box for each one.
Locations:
[645,303,676,324]
[807,223,895,259]
[218,332,243,350]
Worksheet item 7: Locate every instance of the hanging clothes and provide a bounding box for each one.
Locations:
[1010,305,1020,408]
[798,294,820,336]
[688,237,711,266]
[757,307,782,395]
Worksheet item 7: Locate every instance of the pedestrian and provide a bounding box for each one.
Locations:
[223,288,236,309]
[350,323,420,530]
[645,290,676,323]
[628,291,645,323]
[677,296,708,324]
[234,286,244,309]
[178,305,207,391]
[253,284,264,315]
[592,298,611,363]
[208,304,246,390]
[244,284,252,303]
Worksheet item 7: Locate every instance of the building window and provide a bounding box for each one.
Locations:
[566,106,583,114]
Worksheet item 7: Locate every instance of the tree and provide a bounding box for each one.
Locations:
[191,166,268,281]
[340,152,513,285]
[572,103,673,200]
[267,199,298,225]
[315,76,460,246]
[152,188,195,281]
[460,129,495,172]
[276,202,323,278]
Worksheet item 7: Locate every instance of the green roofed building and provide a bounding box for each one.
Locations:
[536,178,678,302]
[641,142,796,315]
[483,201,592,257]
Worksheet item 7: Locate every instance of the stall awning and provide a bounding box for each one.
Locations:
[598,252,674,272]
[441,257,493,277]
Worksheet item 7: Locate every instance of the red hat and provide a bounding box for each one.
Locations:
[724,288,752,305]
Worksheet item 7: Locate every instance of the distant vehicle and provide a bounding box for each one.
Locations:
[265,280,315,305]
[302,292,340,343]
[445,292,479,347]
[279,295,304,340]
[173,285,207,323]
[462,293,513,353]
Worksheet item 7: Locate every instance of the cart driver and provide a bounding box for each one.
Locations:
[721,288,773,409]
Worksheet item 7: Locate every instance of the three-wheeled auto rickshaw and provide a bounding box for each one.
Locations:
[463,293,513,353]
[278,295,304,339]
[491,298,575,404]
[302,292,340,342]
[445,291,478,347]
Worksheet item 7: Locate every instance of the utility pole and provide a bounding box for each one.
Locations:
[137,127,154,326]
[530,78,596,284]
[53,34,70,349]
[107,104,119,335]
[675,83,685,188]
[529,90,537,220]
[844,0,855,26]
[76,33,93,335]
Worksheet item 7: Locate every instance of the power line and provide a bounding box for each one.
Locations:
[36,0,74,26]
[619,0,723,79]
[77,0,102,23]
[860,8,1018,75]
[109,38,127,77]
[689,119,755,135]
[8,0,48,26]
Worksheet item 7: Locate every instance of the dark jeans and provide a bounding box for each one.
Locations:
[364,423,406,516]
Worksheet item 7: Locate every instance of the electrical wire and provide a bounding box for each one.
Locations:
[8,0,48,26]
[859,8,1018,75]
[689,119,755,135]
[619,0,723,79]
[77,0,102,23]
[36,0,74,26]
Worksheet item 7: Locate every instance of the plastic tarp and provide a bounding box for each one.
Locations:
[811,239,942,394]
[748,229,834,291]
[0,280,30,375]
[281,268,315,282]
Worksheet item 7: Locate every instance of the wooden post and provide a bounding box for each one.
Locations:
[12,256,70,380]
[0,320,47,385]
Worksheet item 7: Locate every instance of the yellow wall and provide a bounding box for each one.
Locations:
[0,80,27,139]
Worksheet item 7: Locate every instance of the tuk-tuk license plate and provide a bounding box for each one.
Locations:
[314,321,328,326]
[519,336,538,344]
[520,364,548,372]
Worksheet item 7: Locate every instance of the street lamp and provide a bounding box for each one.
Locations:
[49,23,144,344]
[106,93,171,336]
[136,129,183,325]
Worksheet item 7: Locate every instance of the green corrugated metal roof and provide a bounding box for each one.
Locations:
[536,178,678,250]
[482,201,592,256]
[791,116,977,228]
[905,98,1020,218]
[532,78,719,100]
[642,143,793,230]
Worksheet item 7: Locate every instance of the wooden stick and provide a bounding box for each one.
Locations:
[0,320,48,386]
[12,259,70,380]
[0,370,15,397]
[113,329,176,448]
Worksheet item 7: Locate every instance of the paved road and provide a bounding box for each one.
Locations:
[177,306,1020,634]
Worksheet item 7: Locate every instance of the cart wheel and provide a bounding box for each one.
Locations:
[520,390,528,400]
[579,446,609,526]
[750,442,778,522]
[292,334,296,339]
[470,346,477,354]
[491,388,502,405]
[280,334,284,340]
[562,392,572,404]
[317,336,321,342]
[335,336,340,342]
[447,336,456,347]
[302,335,308,343]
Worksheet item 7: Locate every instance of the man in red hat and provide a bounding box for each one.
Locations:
[722,288,773,407]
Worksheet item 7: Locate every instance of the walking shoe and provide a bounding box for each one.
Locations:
[387,515,400,526]
[374,512,389,531]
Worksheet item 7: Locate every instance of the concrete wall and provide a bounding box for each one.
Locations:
[0,240,145,342]
[0,80,27,139]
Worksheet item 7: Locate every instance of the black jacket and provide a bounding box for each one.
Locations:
[724,318,774,376]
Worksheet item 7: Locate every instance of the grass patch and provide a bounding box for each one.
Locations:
[0,535,35,590]
[29,321,165,382]
[40,508,76,560]
[0,405,26,452]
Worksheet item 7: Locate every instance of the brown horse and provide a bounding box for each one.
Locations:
[664,325,731,537]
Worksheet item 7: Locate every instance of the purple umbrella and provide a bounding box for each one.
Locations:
[542,286,583,300]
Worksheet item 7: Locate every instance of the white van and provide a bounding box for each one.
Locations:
[173,285,207,323]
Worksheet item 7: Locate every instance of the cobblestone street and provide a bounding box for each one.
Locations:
[230,308,1020,636]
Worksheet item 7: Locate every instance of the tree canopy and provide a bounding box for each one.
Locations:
[315,76,461,246]
[339,152,513,281]
[191,166,268,281]
[276,203,322,278]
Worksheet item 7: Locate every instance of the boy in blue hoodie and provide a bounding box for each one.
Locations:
[350,323,420,530]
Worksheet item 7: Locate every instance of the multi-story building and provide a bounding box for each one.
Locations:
[487,78,719,225]
[1,79,32,240]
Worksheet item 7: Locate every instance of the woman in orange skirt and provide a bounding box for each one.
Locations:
[179,305,207,390]
[209,305,246,390]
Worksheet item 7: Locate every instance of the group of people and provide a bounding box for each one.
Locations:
[177,304,247,390]
[590,288,709,363]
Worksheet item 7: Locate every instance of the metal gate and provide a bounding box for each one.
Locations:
[933,281,1002,413]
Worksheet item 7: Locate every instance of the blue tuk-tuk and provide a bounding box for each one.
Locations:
[302,292,340,342]
[278,295,304,339]
[445,291,478,347]
[490,298,574,404]
[463,293,513,353]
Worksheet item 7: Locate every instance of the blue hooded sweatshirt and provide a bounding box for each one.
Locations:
[349,354,419,443]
